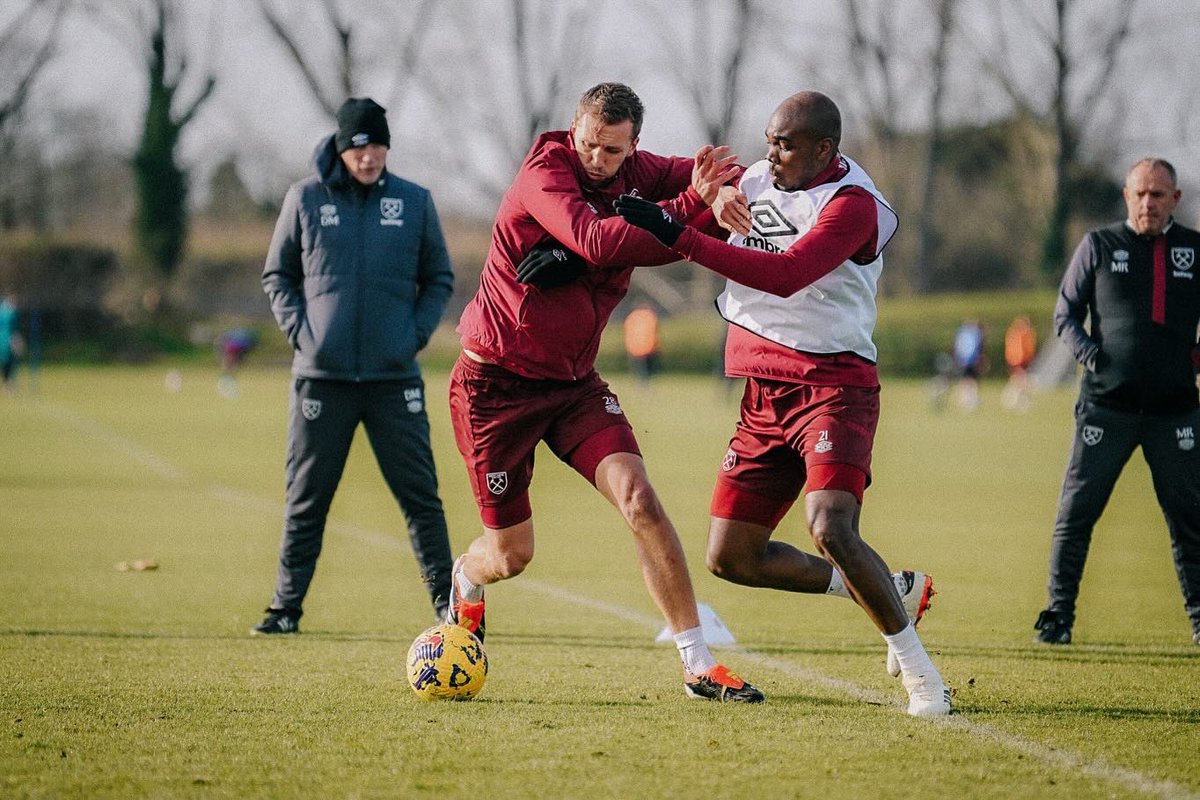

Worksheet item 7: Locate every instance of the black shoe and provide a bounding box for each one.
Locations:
[250,608,300,636]
[684,665,765,703]
[1033,609,1072,644]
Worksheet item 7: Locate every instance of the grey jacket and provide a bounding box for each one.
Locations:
[263,135,454,381]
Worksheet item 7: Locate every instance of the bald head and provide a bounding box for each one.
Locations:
[774,91,841,149]
[763,91,843,191]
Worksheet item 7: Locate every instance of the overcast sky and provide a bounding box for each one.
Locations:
[15,0,1200,219]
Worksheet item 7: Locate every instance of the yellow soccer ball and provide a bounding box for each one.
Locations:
[406,623,488,701]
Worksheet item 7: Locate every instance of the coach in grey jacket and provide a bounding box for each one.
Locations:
[253,97,455,635]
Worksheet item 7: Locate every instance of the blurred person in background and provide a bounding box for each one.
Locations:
[623,302,661,385]
[1001,315,1037,412]
[254,97,455,635]
[0,291,24,393]
[951,318,985,411]
[1035,158,1200,646]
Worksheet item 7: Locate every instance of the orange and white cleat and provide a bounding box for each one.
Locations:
[445,555,486,643]
[684,664,765,703]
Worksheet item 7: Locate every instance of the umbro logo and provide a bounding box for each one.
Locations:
[749,200,799,237]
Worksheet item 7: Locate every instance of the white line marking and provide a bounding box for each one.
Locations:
[40,400,1200,800]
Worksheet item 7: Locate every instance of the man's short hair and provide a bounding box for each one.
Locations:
[576,83,644,138]
[1129,157,1177,186]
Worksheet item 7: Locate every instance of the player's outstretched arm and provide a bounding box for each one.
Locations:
[613,194,685,246]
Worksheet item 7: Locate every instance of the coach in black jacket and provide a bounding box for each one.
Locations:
[1035,158,1200,646]
[253,98,455,635]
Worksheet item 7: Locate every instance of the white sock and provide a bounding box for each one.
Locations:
[826,568,851,598]
[454,561,484,602]
[882,624,942,685]
[673,625,717,676]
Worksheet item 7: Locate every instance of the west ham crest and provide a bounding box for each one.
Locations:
[486,471,508,495]
[380,197,404,226]
[721,449,737,471]
[1171,247,1194,271]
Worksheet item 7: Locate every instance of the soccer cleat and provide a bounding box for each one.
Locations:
[887,570,936,677]
[250,608,300,636]
[897,570,936,626]
[684,664,765,703]
[1192,627,1199,646]
[1033,609,1072,644]
[445,555,486,643]
[904,675,952,717]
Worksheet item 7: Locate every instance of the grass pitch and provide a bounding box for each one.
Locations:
[2,365,1198,799]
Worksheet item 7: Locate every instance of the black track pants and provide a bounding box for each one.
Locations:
[1046,400,1200,630]
[270,377,453,619]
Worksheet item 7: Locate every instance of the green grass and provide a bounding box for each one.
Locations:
[2,366,1198,799]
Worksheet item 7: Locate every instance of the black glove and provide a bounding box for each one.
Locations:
[613,194,685,246]
[515,239,587,289]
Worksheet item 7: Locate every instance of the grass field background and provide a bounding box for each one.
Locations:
[2,364,1198,799]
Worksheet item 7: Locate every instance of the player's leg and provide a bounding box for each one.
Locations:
[804,489,903,629]
[445,354,550,641]
[591,449,762,702]
[706,516,834,591]
[254,378,360,634]
[1142,409,1200,643]
[805,487,949,715]
[1039,402,1138,642]
[362,378,453,622]
[593,450,700,633]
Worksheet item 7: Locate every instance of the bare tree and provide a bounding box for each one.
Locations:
[963,0,1139,280]
[914,0,957,293]
[654,0,756,147]
[84,0,217,285]
[256,0,437,119]
[0,0,68,128]
[416,0,594,205]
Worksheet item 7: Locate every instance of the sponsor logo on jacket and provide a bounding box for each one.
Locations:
[1110,249,1129,273]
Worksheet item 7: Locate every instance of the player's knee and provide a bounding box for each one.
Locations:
[809,518,856,562]
[706,547,741,582]
[492,546,532,580]
[618,481,668,530]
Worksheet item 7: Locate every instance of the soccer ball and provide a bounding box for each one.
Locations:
[406,623,488,701]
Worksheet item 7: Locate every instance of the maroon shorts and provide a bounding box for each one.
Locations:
[448,354,640,528]
[711,378,880,528]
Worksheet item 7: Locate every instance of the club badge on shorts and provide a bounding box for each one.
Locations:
[486,471,508,495]
[1081,425,1103,446]
[721,449,737,471]
[302,398,323,421]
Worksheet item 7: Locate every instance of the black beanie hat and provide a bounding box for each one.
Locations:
[335,97,390,152]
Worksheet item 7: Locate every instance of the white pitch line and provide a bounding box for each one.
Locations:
[38,400,1200,800]
[36,401,187,482]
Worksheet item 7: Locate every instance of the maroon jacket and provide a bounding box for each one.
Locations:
[458,130,713,380]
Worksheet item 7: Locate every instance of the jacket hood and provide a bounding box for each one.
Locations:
[313,134,351,185]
